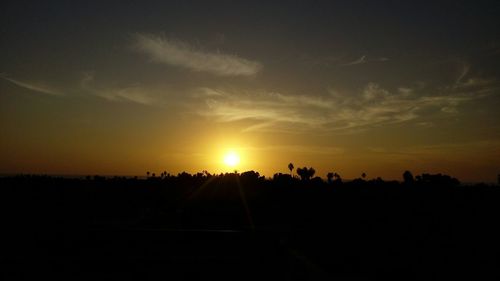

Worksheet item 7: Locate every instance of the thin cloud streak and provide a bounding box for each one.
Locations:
[133,34,262,76]
[80,73,159,106]
[194,80,493,133]
[0,74,63,96]
[340,55,388,66]
[244,144,345,155]
[93,86,156,106]
[341,55,366,66]
[366,140,500,172]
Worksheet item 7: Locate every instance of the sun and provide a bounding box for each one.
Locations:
[223,151,240,168]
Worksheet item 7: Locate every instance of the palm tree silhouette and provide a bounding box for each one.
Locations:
[297,167,315,181]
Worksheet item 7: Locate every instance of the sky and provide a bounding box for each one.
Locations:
[1,1,499,182]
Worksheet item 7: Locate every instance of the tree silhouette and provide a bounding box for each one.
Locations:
[296,167,304,180]
[309,167,315,178]
[288,163,294,176]
[333,172,342,184]
[241,170,260,182]
[297,167,315,181]
[403,170,414,184]
[327,172,334,183]
[361,172,366,179]
[419,173,459,186]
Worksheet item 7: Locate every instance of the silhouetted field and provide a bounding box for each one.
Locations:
[1,172,499,280]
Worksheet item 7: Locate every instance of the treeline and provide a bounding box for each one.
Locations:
[1,169,500,280]
[0,168,494,233]
[1,168,468,187]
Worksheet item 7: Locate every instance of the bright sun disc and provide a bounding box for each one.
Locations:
[223,151,240,167]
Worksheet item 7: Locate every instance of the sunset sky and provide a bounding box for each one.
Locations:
[1,1,499,182]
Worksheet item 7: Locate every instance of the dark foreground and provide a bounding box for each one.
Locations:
[1,174,499,280]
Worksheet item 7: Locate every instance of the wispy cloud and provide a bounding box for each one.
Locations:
[0,74,63,96]
[80,73,158,106]
[132,33,262,76]
[297,53,344,67]
[244,144,345,155]
[367,140,500,160]
[340,55,388,66]
[94,86,157,105]
[455,63,470,85]
[341,55,367,66]
[193,80,493,133]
